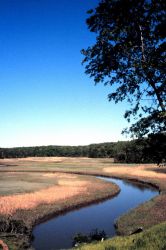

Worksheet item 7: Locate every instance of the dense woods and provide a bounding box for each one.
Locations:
[0,133,165,164]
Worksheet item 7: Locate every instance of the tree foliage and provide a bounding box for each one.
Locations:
[82,0,166,137]
[0,133,165,163]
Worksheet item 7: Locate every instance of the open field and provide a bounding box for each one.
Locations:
[0,157,166,249]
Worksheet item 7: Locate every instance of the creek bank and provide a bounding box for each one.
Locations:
[32,176,158,250]
[0,176,119,250]
[0,172,161,250]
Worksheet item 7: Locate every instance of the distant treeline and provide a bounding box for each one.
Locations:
[0,133,165,164]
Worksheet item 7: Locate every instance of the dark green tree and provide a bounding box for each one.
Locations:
[82,0,166,137]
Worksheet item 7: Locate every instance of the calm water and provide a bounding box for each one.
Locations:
[32,177,158,250]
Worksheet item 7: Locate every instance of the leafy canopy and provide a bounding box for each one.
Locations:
[82,0,166,137]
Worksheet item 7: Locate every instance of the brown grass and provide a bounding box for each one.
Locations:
[102,164,166,235]
[0,157,166,245]
[0,180,87,216]
[103,164,166,180]
[103,164,166,191]
[0,169,118,219]
[42,173,77,178]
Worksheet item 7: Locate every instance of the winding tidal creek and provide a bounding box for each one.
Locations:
[32,177,158,250]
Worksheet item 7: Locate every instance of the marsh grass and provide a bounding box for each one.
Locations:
[0,157,166,249]
[76,222,166,250]
[0,169,119,231]
[116,193,166,235]
[0,173,97,215]
[0,184,87,215]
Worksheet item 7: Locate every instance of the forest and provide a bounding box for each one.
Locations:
[0,133,165,164]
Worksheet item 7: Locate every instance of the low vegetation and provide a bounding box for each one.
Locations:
[116,193,166,236]
[76,222,166,250]
[0,157,166,249]
[0,180,87,216]
[0,171,119,223]
[73,229,107,246]
[0,164,119,249]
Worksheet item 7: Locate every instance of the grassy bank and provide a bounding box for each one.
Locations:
[76,222,166,250]
[0,157,166,249]
[0,165,119,249]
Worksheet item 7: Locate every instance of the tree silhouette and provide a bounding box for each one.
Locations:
[82,0,166,137]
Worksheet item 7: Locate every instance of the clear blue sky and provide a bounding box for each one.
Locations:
[0,0,129,147]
